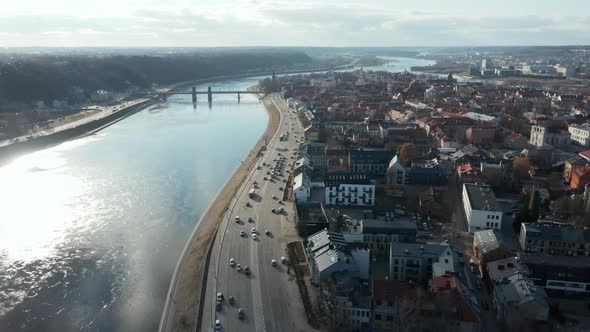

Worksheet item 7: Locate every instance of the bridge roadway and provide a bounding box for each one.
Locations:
[201,94,316,332]
[162,91,261,95]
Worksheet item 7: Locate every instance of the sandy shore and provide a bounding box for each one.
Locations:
[158,94,280,332]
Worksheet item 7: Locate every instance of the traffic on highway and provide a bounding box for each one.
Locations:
[202,94,313,332]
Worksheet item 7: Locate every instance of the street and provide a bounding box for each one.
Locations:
[201,94,314,332]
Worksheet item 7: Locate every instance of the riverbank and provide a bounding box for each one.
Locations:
[158,94,280,332]
[0,98,160,166]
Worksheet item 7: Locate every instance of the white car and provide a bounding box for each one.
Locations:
[271,259,277,267]
[252,233,258,240]
[236,264,241,271]
[230,258,235,267]
[215,320,221,331]
[235,216,240,222]
[251,227,257,233]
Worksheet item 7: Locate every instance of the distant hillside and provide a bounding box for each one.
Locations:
[0,50,312,106]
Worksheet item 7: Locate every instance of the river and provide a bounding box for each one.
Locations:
[0,57,434,332]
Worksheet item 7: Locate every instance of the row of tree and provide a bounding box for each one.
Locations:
[0,51,312,106]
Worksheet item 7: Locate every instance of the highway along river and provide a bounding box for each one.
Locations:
[0,57,434,331]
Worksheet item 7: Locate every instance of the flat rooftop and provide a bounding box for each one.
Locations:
[464,183,499,211]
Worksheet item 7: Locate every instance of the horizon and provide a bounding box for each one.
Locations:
[1,0,589,47]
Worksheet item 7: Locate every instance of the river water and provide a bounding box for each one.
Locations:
[0,57,434,332]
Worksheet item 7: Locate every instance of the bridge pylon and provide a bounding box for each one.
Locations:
[192,87,197,103]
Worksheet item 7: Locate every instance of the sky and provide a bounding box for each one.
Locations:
[0,0,589,47]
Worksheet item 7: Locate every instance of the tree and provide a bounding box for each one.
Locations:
[513,156,531,182]
[399,143,417,163]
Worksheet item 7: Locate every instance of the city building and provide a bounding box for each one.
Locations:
[324,173,375,206]
[491,271,549,329]
[305,142,327,170]
[348,150,395,176]
[430,274,482,332]
[519,253,590,297]
[570,164,590,191]
[519,222,590,256]
[529,125,571,148]
[293,173,310,203]
[306,229,369,284]
[563,155,587,183]
[473,230,512,275]
[361,219,417,257]
[389,242,456,284]
[568,122,590,147]
[462,183,504,233]
[486,256,529,284]
[372,280,421,332]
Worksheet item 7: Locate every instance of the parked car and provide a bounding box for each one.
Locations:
[244,266,250,275]
[238,308,245,320]
[215,319,221,331]
[271,259,277,267]
[229,258,235,267]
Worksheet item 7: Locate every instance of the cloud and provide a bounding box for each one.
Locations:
[0,1,588,46]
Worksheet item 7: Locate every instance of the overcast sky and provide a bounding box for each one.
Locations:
[1,0,589,47]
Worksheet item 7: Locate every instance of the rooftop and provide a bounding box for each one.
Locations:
[362,218,417,235]
[522,222,590,242]
[464,183,499,211]
[486,257,529,282]
[474,229,506,255]
[324,173,372,187]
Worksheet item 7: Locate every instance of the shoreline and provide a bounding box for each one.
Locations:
[158,94,281,332]
[0,98,160,166]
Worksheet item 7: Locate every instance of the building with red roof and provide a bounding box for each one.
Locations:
[570,164,590,191]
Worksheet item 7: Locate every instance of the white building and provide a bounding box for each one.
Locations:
[462,183,503,233]
[306,229,369,284]
[389,242,456,283]
[569,123,590,147]
[293,173,310,203]
[530,125,571,147]
[324,173,375,206]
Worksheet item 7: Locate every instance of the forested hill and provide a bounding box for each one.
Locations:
[0,50,312,105]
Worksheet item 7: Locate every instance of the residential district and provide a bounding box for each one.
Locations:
[273,67,590,332]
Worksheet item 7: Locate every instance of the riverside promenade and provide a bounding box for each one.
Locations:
[159,94,279,332]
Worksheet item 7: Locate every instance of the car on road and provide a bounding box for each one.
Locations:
[236,264,241,271]
[252,233,258,240]
[271,259,277,267]
[251,227,257,233]
[216,302,222,311]
[240,230,246,237]
[235,216,240,223]
[271,208,276,213]
[265,229,271,236]
[215,319,221,331]
[244,266,250,275]
[281,256,288,264]
[238,308,245,320]
[229,258,235,267]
